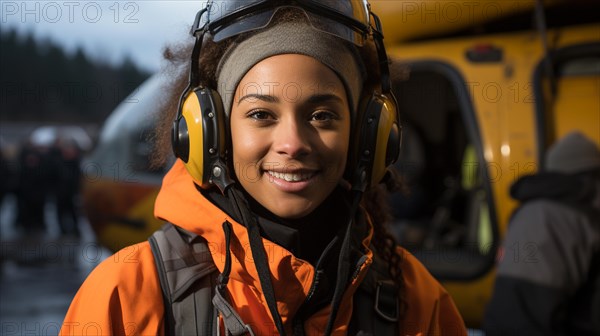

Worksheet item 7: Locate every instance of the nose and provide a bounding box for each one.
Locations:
[272,115,311,158]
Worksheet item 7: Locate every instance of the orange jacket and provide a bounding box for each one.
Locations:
[61,161,467,335]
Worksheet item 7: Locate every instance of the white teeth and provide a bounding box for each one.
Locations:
[267,171,313,182]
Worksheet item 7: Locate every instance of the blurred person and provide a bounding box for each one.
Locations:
[0,140,18,233]
[0,139,11,205]
[51,137,82,237]
[483,131,600,335]
[61,2,467,335]
[15,138,50,234]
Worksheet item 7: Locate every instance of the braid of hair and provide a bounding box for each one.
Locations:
[363,168,408,318]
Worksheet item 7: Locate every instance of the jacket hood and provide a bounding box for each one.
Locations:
[510,172,595,204]
[154,160,374,334]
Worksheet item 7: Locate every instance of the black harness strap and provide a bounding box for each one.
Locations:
[348,252,399,335]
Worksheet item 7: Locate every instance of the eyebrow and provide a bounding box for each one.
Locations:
[305,94,344,105]
[237,94,279,105]
[237,93,344,105]
[236,93,345,105]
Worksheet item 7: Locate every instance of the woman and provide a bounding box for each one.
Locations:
[61,1,467,335]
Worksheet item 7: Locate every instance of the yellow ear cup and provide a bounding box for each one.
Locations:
[371,95,400,185]
[180,90,206,186]
[176,87,230,191]
[348,92,400,191]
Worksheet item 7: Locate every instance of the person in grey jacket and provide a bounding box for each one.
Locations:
[484,131,600,336]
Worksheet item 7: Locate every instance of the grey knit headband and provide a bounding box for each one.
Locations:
[216,21,366,116]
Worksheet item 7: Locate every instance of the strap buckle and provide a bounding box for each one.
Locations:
[213,287,255,336]
[374,280,399,322]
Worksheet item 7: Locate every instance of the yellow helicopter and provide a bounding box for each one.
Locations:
[81,74,167,253]
[371,0,599,327]
[81,0,599,327]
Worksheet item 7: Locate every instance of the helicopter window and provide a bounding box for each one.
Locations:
[534,44,600,164]
[558,57,600,77]
[84,74,168,186]
[389,65,495,280]
[129,128,165,175]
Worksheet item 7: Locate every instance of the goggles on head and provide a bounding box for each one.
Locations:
[191,0,374,46]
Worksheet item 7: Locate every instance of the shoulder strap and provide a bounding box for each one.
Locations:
[350,252,399,335]
[149,223,219,336]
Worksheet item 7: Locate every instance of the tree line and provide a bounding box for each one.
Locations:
[0,28,150,123]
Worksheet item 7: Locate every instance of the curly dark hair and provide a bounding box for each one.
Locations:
[151,7,407,321]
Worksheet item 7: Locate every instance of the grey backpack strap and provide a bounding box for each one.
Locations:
[212,287,255,336]
[149,223,219,335]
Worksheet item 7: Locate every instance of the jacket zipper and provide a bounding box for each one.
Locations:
[291,236,339,335]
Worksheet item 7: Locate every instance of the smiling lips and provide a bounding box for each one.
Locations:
[267,170,316,182]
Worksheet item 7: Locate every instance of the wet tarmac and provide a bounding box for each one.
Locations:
[0,195,112,336]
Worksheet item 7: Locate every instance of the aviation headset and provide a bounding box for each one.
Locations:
[172,0,401,194]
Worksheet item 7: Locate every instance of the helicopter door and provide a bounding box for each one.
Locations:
[389,61,497,280]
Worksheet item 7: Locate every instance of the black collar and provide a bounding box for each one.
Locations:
[201,185,351,264]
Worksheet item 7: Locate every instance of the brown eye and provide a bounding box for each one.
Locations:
[310,111,337,122]
[248,110,274,120]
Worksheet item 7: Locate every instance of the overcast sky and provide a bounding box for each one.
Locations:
[1,1,206,72]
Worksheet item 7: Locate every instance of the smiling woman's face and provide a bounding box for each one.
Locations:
[229,54,351,219]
